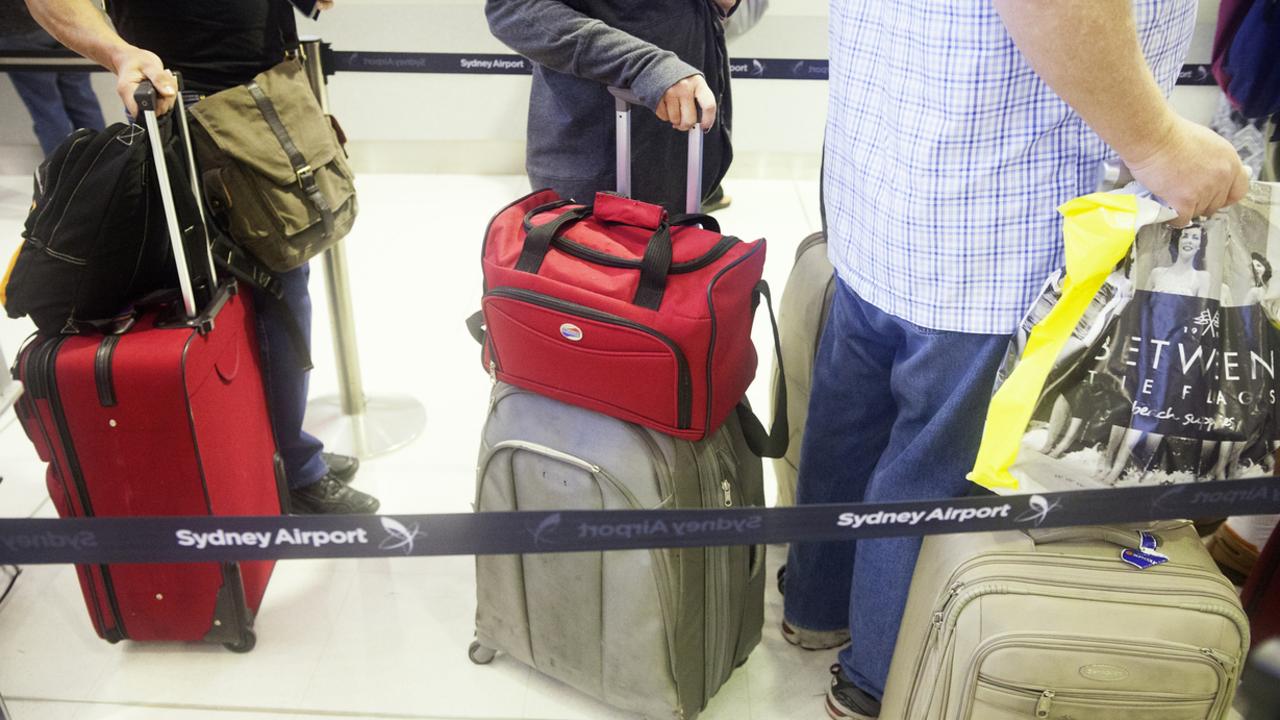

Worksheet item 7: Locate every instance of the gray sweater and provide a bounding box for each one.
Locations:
[486,0,733,211]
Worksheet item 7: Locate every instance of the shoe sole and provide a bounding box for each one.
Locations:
[825,692,875,720]
[287,498,380,515]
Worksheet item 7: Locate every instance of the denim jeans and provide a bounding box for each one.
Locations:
[251,264,327,489]
[783,279,1009,701]
[0,30,105,156]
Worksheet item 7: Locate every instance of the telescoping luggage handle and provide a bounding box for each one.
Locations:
[515,87,709,311]
[608,86,703,216]
[134,78,219,321]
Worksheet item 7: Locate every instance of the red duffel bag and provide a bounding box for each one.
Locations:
[474,189,787,456]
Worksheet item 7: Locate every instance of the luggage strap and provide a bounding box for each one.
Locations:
[213,234,283,300]
[738,280,788,459]
[211,234,313,372]
[516,204,722,312]
[246,81,334,242]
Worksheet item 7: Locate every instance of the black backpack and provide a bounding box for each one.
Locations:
[1,120,174,334]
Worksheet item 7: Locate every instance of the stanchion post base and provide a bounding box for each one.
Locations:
[303,394,427,460]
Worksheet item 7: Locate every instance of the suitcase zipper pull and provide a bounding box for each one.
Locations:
[1035,690,1055,718]
[1200,648,1235,671]
[932,582,965,627]
[721,479,733,507]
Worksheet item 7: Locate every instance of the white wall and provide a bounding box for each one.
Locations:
[302,0,828,176]
[0,0,1225,178]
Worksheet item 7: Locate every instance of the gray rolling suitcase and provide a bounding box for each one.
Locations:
[470,383,766,720]
[770,231,835,506]
[879,522,1249,720]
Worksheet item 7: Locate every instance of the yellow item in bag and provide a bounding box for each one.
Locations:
[969,192,1156,492]
[971,182,1280,494]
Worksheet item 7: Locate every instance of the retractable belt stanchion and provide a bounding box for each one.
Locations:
[296,38,426,459]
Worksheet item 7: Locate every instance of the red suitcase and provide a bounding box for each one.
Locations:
[11,83,283,652]
[1244,522,1280,646]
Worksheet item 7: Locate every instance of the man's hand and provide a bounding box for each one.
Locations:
[1126,116,1251,226]
[317,0,335,11]
[713,0,737,16]
[110,45,176,117]
[655,74,717,132]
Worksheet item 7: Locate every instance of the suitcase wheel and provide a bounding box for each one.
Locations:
[223,630,257,654]
[468,641,496,665]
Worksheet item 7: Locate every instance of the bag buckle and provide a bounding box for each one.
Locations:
[296,164,315,187]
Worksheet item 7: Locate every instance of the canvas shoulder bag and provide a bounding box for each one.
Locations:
[188,57,357,273]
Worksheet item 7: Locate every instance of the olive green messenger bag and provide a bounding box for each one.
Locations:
[188,56,357,274]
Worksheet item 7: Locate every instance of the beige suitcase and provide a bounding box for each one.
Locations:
[769,231,835,506]
[880,522,1249,720]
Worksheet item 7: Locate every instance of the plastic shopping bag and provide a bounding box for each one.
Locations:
[971,182,1280,494]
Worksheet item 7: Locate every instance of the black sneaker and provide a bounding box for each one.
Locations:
[826,663,880,720]
[289,473,380,515]
[321,452,360,485]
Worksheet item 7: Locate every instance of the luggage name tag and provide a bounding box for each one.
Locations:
[1120,548,1169,570]
[1137,531,1168,560]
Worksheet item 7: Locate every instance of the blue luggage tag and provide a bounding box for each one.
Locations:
[1121,548,1169,570]
[1137,531,1168,560]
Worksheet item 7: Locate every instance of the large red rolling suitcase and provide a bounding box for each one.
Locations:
[11,82,284,652]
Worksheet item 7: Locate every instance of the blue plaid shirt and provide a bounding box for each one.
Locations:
[824,0,1196,335]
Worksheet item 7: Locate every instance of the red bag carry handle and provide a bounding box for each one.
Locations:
[515,204,676,311]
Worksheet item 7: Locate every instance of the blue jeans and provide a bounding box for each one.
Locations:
[251,264,327,489]
[0,30,105,157]
[783,279,1009,701]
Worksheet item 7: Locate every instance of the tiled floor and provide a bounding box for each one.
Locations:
[0,172,839,720]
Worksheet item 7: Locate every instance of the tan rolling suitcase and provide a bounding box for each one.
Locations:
[880,522,1249,720]
[769,231,835,506]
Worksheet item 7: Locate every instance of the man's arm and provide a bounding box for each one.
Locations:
[994,0,1249,224]
[25,0,176,116]
[485,0,717,131]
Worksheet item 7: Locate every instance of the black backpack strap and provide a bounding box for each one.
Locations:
[245,81,334,242]
[265,291,314,372]
[212,234,283,300]
[210,234,313,372]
